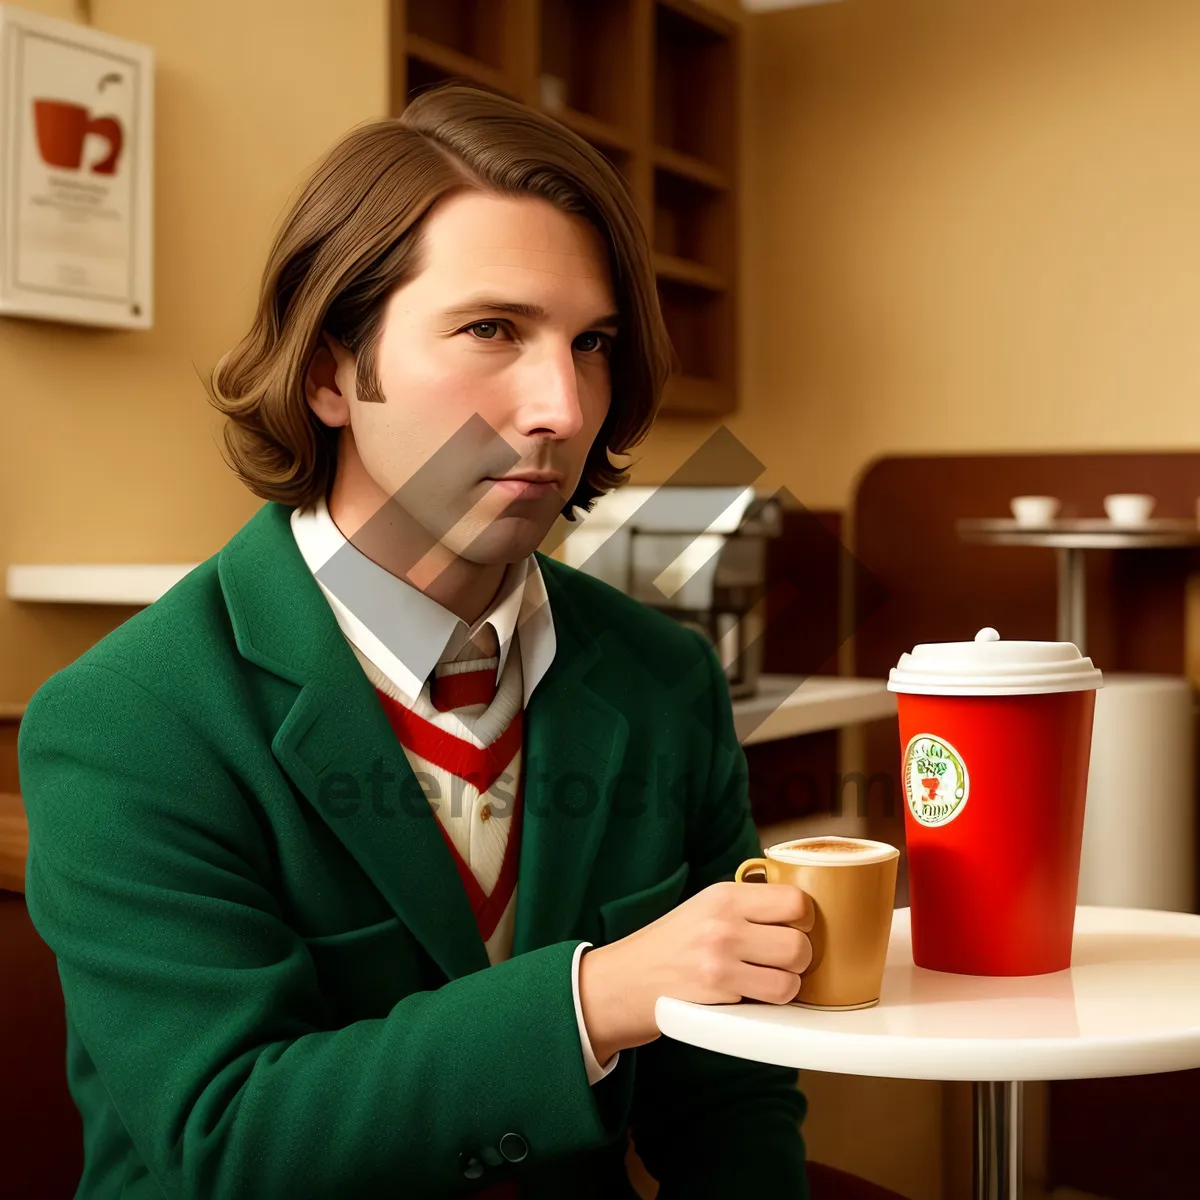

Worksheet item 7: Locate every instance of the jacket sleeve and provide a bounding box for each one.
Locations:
[626,633,810,1200]
[18,662,632,1199]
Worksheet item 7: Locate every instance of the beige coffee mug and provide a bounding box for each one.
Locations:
[735,836,900,1010]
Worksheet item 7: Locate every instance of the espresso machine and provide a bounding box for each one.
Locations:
[555,486,783,698]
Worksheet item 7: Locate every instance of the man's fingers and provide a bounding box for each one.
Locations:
[731,960,803,1006]
[735,881,815,933]
[740,921,813,976]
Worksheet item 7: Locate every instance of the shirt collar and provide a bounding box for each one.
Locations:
[290,494,554,707]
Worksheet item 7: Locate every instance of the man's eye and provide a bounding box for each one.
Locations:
[467,321,504,340]
[574,332,611,354]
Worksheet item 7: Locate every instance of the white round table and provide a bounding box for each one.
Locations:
[655,906,1200,1200]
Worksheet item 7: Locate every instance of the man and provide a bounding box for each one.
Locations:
[18,86,815,1198]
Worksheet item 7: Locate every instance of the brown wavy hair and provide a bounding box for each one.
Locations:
[207,84,673,517]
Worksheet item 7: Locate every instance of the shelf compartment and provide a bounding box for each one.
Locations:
[539,0,636,132]
[654,1,735,172]
[405,36,515,100]
[657,277,732,385]
[653,144,729,192]
[537,106,635,189]
[656,0,734,37]
[588,143,633,186]
[550,106,634,154]
[654,252,726,292]
[407,0,510,72]
[654,166,732,276]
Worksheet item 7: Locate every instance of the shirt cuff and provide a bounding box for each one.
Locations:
[571,941,620,1086]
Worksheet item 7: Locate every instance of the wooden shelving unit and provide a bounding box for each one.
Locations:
[388,0,740,416]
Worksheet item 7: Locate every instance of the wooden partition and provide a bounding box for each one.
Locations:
[852,451,1200,1200]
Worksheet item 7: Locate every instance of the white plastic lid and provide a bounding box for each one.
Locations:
[887,627,1104,696]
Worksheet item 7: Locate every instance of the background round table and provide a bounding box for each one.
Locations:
[655,906,1200,1200]
[955,517,1200,654]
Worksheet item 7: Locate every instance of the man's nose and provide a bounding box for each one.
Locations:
[515,345,585,440]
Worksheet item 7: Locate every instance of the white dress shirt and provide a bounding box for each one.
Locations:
[290,495,618,1086]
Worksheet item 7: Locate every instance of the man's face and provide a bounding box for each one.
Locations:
[323,190,617,566]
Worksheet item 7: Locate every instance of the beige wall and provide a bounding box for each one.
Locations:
[2,0,388,701]
[638,0,1200,511]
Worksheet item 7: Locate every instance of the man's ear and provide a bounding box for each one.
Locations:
[305,332,356,428]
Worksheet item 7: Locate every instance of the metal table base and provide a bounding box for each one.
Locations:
[1056,547,1087,652]
[974,1081,1023,1200]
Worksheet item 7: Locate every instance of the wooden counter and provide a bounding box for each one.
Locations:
[1,704,24,891]
[0,792,27,893]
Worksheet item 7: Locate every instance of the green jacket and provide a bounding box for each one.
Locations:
[18,500,808,1199]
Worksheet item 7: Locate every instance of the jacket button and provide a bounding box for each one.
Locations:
[459,1152,483,1180]
[499,1132,528,1163]
[481,1145,503,1167]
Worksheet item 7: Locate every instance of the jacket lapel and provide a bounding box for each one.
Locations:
[218,502,490,982]
[512,557,629,956]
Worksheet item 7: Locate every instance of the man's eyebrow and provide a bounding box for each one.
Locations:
[441,299,620,328]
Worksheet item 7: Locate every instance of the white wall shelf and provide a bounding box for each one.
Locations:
[6,564,198,606]
[733,675,897,745]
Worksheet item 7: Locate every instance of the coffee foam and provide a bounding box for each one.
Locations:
[767,837,899,866]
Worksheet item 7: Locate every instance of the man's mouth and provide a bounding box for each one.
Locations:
[485,471,563,501]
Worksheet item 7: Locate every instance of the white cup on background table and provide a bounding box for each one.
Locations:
[1103,494,1155,527]
[1010,495,1060,527]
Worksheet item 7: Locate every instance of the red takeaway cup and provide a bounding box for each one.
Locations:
[887,627,1103,976]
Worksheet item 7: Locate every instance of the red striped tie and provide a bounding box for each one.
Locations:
[429,623,500,712]
[429,666,497,712]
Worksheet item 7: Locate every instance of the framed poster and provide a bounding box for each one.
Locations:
[0,5,153,328]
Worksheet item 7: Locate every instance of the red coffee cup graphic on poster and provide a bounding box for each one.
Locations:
[32,98,123,175]
[889,627,1103,976]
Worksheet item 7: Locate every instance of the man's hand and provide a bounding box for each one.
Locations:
[577,881,815,1066]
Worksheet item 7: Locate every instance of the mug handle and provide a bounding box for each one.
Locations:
[734,857,769,883]
[85,115,123,175]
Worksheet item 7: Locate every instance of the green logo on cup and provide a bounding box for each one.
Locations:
[903,734,969,827]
